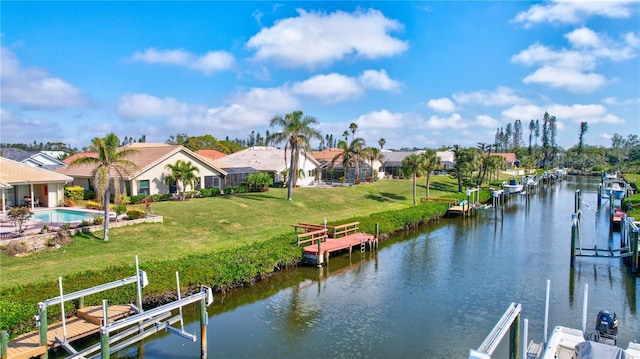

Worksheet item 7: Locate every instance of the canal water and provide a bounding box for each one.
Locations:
[114,175,638,358]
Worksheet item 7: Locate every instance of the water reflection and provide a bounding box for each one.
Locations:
[112,176,637,358]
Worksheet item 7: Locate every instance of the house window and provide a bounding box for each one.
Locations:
[139,180,150,195]
[204,176,221,188]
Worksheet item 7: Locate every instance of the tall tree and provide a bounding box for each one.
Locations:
[332,137,366,182]
[451,145,463,192]
[528,119,535,154]
[402,153,425,205]
[342,130,349,142]
[349,122,358,140]
[504,123,513,151]
[164,160,200,200]
[578,122,588,155]
[69,133,139,241]
[378,138,386,150]
[421,149,441,198]
[269,111,322,201]
[513,119,523,150]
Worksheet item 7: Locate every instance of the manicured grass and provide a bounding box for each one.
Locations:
[0,177,466,289]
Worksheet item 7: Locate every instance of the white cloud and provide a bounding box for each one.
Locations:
[423,113,466,130]
[355,109,404,128]
[547,103,623,124]
[512,27,638,93]
[522,66,607,93]
[427,98,456,113]
[118,93,193,119]
[0,47,89,109]
[291,73,363,103]
[129,48,235,75]
[117,88,299,134]
[358,69,401,92]
[191,51,236,75]
[512,1,636,27]
[474,115,500,128]
[452,86,528,106]
[246,8,408,68]
[602,97,640,106]
[502,104,545,122]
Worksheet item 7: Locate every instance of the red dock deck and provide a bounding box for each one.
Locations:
[294,222,377,266]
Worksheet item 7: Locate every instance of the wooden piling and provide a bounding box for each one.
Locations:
[1,330,8,359]
[570,214,577,266]
[597,184,602,207]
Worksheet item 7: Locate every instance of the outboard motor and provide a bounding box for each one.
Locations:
[595,309,618,345]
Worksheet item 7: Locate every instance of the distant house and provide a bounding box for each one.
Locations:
[382,151,423,177]
[435,150,455,169]
[56,143,227,196]
[311,148,381,182]
[491,153,520,169]
[1,147,66,170]
[0,157,73,211]
[221,146,320,186]
[195,149,228,160]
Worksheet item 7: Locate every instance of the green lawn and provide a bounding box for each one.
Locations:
[1,177,464,289]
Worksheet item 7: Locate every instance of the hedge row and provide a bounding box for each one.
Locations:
[0,200,455,338]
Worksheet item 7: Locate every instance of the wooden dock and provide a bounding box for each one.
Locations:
[6,304,133,359]
[293,222,377,266]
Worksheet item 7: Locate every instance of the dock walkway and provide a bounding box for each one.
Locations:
[293,222,377,266]
[6,305,133,359]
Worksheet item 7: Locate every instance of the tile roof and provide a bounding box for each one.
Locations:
[491,153,517,163]
[221,146,320,172]
[0,157,73,184]
[56,144,226,178]
[195,149,227,160]
[310,148,344,162]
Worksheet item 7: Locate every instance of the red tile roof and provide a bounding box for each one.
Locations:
[195,149,227,160]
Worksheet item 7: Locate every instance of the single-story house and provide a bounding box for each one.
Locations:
[0,157,73,211]
[220,146,320,186]
[491,153,520,169]
[1,147,67,170]
[382,151,424,177]
[311,148,381,182]
[56,143,227,196]
[195,149,228,160]
[435,150,455,169]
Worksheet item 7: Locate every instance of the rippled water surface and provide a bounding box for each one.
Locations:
[114,176,638,358]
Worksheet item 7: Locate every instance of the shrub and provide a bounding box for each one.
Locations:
[83,190,97,200]
[2,242,28,257]
[246,172,274,192]
[185,190,201,198]
[116,194,131,205]
[93,216,104,225]
[63,223,71,230]
[81,220,91,227]
[85,200,100,209]
[126,209,145,220]
[115,205,127,219]
[64,185,85,202]
[130,195,147,204]
[271,181,285,188]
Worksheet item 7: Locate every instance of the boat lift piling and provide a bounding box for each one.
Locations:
[469,302,522,359]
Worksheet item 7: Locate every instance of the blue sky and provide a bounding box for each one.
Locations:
[1,1,638,150]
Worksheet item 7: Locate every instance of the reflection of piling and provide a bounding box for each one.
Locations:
[597,184,602,207]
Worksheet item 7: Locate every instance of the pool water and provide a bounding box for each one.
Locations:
[33,209,100,223]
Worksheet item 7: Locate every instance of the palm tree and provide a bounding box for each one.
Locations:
[349,122,358,140]
[378,138,386,150]
[69,133,139,241]
[342,130,349,142]
[331,138,366,183]
[269,111,322,201]
[164,160,200,200]
[362,146,385,180]
[402,153,425,205]
[421,149,441,198]
[578,121,588,155]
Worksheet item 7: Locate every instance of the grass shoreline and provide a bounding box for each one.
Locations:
[0,178,479,338]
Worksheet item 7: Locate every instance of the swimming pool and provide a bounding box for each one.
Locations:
[33,209,101,223]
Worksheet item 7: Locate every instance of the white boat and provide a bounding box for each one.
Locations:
[542,325,640,359]
[526,175,538,187]
[502,178,524,194]
[604,179,628,200]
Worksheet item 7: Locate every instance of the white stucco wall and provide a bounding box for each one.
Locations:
[133,151,224,195]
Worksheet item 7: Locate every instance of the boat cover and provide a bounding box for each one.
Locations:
[576,341,627,359]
